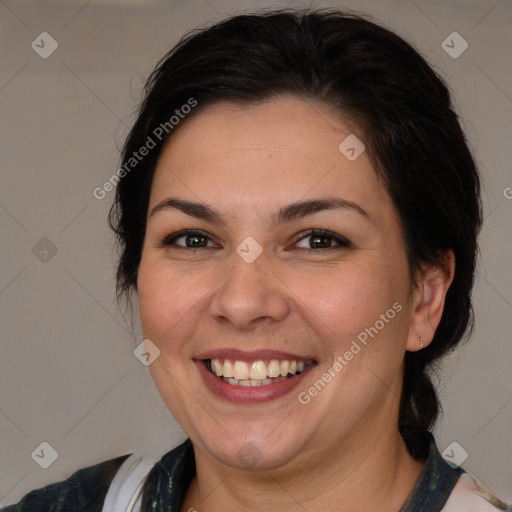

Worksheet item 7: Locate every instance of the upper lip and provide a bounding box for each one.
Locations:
[194,348,316,363]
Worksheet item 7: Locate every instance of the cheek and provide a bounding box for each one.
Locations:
[300,264,400,329]
[295,261,410,371]
[137,258,194,340]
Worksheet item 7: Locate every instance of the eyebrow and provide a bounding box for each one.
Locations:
[149,196,370,227]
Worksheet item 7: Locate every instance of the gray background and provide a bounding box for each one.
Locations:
[1,0,511,506]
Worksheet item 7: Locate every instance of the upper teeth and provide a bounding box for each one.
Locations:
[209,358,307,380]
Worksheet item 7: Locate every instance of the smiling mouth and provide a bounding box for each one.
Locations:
[204,358,316,387]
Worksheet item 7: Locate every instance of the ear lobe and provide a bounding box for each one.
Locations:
[406,250,455,352]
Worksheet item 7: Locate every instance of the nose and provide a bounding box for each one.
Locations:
[209,251,291,331]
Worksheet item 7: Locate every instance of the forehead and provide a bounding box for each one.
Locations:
[149,96,390,222]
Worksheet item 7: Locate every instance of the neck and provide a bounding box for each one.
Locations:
[181,419,424,512]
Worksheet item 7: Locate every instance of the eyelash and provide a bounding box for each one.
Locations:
[159,229,352,252]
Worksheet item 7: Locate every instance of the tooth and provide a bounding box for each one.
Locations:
[267,360,281,377]
[211,358,223,376]
[250,360,268,380]
[233,361,249,380]
[223,360,234,378]
[217,358,308,382]
[238,379,251,387]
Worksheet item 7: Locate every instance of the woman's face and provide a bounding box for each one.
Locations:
[137,96,420,471]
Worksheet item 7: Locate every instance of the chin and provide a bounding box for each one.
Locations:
[196,423,311,471]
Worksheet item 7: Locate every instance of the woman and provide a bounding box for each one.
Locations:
[3,8,509,512]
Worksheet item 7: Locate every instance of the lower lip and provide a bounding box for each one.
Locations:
[194,360,316,404]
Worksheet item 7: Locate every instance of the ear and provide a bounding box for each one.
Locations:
[406,250,455,352]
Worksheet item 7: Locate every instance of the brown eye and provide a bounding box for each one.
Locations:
[293,230,351,251]
[160,230,218,249]
[308,233,333,249]
[183,234,208,247]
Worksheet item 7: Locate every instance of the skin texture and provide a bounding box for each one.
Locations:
[136,96,455,512]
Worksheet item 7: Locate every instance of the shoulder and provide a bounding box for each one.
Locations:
[399,426,510,512]
[442,473,511,512]
[1,454,131,512]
